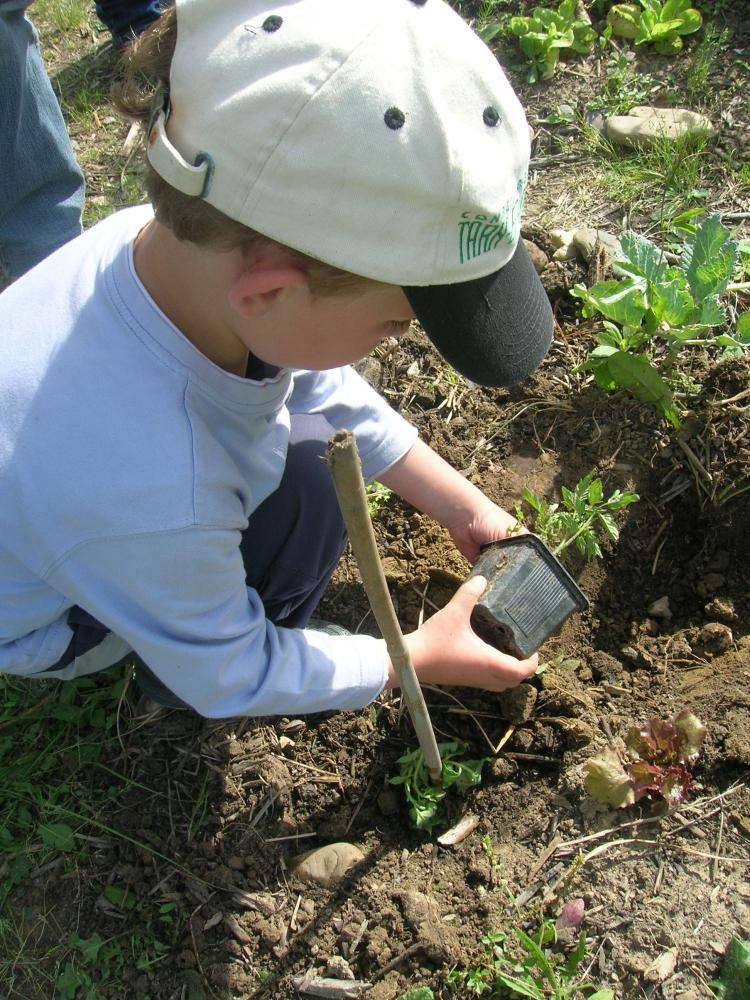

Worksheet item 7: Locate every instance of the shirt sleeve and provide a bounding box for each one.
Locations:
[287,367,418,481]
[46,526,389,718]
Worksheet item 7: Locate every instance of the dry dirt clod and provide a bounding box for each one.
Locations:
[497,682,538,722]
[695,622,734,655]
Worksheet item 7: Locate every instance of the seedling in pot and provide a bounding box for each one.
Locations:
[585,708,707,809]
[389,742,486,832]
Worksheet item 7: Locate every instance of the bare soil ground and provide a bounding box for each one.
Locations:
[4,3,750,999]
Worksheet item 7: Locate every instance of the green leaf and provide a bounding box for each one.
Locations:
[681,215,738,300]
[606,351,680,425]
[572,279,648,326]
[585,750,635,808]
[395,990,435,1000]
[616,231,669,282]
[515,927,558,987]
[713,937,750,1000]
[492,970,545,999]
[649,276,695,328]
[39,822,75,852]
[104,884,137,909]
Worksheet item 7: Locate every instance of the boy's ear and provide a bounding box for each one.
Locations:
[228,261,309,318]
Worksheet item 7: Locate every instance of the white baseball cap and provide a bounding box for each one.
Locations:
[146,0,552,386]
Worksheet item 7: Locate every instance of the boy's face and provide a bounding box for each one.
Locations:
[239,283,415,370]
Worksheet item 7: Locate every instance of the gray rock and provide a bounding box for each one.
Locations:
[605,105,713,148]
[292,842,365,887]
[572,227,621,265]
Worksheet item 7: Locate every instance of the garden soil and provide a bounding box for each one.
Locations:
[10,2,750,998]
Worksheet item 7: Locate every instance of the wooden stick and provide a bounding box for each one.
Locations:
[325,430,442,781]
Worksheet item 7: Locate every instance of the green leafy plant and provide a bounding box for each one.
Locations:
[516,475,639,561]
[710,937,750,1000]
[448,916,613,998]
[365,481,392,518]
[390,742,486,832]
[509,0,597,82]
[607,0,702,54]
[585,709,707,809]
[572,216,744,426]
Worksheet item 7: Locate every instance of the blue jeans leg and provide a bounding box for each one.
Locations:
[93,0,165,46]
[0,8,84,282]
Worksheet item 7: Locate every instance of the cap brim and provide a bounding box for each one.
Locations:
[403,239,553,387]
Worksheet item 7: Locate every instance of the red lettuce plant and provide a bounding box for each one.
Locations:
[585,709,707,809]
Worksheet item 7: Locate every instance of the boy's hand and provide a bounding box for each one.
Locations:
[446,502,521,563]
[389,575,538,692]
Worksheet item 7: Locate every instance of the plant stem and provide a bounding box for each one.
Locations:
[552,516,593,558]
[325,430,442,782]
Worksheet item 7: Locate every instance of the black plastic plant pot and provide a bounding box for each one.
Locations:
[469,534,589,659]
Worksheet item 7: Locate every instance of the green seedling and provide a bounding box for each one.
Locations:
[509,0,597,82]
[516,475,639,562]
[390,742,486,832]
[585,709,707,809]
[572,215,744,426]
[607,0,701,54]
[710,937,750,1000]
[448,915,613,998]
[365,481,392,518]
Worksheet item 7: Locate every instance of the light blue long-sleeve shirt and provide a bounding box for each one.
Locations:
[0,206,418,716]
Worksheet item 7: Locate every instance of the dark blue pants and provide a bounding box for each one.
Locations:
[59,413,347,707]
[94,0,165,46]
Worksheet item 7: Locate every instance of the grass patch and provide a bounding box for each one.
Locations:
[34,0,92,33]
[582,125,710,227]
[0,671,190,997]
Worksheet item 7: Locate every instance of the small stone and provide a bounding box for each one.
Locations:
[324,955,355,980]
[620,645,640,664]
[553,241,578,261]
[292,843,365,888]
[647,596,672,621]
[644,946,678,982]
[584,109,606,134]
[676,991,700,1000]
[572,227,621,265]
[606,106,713,148]
[522,238,549,274]
[696,622,733,655]
[704,597,737,622]
[227,855,245,871]
[549,227,574,249]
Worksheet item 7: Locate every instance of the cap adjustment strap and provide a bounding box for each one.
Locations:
[147,91,214,199]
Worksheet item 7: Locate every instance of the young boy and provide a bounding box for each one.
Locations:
[0,0,553,718]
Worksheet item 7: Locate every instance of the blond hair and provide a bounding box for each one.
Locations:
[112,8,378,297]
